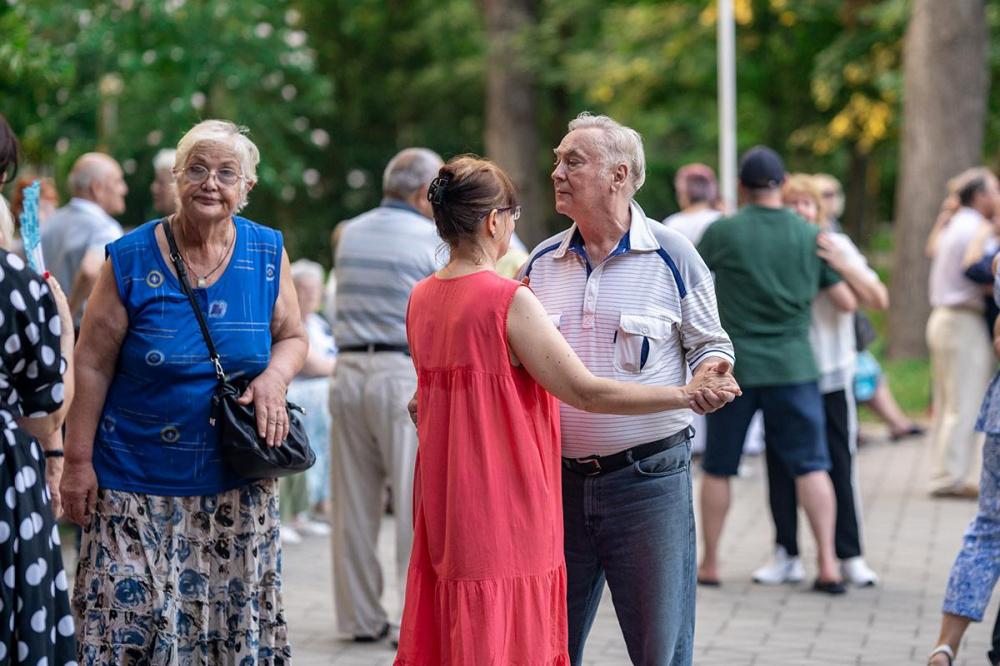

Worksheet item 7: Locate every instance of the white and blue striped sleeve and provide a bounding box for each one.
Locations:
[680,272,735,371]
[655,226,735,371]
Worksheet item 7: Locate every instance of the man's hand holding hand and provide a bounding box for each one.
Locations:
[688,359,741,415]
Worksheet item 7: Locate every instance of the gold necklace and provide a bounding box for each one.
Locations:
[172,218,235,287]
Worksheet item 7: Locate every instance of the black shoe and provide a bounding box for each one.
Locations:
[812,578,847,595]
[353,623,390,643]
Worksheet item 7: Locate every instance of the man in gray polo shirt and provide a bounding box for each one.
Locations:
[41,152,126,322]
[329,147,444,643]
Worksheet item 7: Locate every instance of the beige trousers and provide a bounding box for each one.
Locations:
[328,351,418,636]
[926,307,992,492]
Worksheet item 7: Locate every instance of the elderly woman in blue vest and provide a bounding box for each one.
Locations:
[60,120,308,664]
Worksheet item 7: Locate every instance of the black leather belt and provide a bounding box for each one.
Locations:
[339,343,410,355]
[562,426,694,477]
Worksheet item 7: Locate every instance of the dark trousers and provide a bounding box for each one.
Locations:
[990,608,1000,666]
[766,388,863,559]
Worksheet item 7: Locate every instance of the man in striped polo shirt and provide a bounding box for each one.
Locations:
[523,113,736,665]
[329,147,444,643]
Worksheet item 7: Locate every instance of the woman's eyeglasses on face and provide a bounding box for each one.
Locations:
[177,164,245,187]
[494,205,522,222]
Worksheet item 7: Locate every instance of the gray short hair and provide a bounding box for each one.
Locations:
[568,112,646,196]
[290,258,325,284]
[382,148,443,200]
[175,120,260,213]
[67,153,117,194]
[153,149,177,173]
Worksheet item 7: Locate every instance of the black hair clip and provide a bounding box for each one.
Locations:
[428,175,451,205]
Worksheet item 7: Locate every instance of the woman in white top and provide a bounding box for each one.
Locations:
[753,174,889,588]
[280,259,337,543]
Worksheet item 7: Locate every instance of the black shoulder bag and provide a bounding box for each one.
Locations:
[163,220,315,479]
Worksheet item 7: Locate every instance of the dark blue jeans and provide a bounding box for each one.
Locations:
[563,441,695,666]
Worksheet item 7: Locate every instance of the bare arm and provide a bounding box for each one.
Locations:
[506,287,739,414]
[823,281,858,313]
[816,233,888,310]
[300,344,336,377]
[67,247,105,319]
[16,276,76,438]
[962,221,995,270]
[39,429,65,519]
[61,261,128,525]
[237,249,309,446]
[926,196,958,259]
[994,312,1000,359]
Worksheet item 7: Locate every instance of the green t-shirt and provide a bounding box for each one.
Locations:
[697,205,841,387]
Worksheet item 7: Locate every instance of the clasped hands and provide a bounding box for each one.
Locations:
[686,359,741,415]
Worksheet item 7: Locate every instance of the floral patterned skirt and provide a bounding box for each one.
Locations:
[72,480,291,665]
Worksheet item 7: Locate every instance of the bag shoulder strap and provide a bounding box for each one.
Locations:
[163,219,227,381]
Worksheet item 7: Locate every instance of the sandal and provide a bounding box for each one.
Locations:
[928,644,955,665]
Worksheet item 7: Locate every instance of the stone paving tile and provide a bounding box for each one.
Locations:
[282,431,999,664]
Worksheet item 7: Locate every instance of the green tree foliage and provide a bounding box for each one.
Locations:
[1,0,998,262]
[1,0,334,258]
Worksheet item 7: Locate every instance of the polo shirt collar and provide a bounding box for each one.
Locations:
[553,201,660,261]
[380,197,424,217]
[69,197,115,224]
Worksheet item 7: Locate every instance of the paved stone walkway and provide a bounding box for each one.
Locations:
[283,429,997,665]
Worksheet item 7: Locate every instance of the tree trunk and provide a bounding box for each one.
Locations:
[480,0,546,248]
[842,146,869,244]
[887,0,989,358]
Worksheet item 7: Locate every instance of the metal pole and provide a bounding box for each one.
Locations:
[717,0,737,213]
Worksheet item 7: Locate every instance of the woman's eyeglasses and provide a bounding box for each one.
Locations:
[177,164,245,187]
[493,205,522,222]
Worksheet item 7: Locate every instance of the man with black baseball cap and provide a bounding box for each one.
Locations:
[696,145,857,593]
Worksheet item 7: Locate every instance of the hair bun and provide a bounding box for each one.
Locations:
[428,175,452,205]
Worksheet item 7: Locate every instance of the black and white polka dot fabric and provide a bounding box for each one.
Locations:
[0,250,76,664]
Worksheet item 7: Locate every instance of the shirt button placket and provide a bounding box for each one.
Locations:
[582,268,599,330]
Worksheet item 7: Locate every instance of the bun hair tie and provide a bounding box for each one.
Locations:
[428,175,452,205]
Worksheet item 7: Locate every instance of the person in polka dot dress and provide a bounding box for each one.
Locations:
[0,246,78,664]
[0,112,79,666]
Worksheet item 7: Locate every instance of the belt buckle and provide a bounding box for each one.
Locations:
[576,456,602,476]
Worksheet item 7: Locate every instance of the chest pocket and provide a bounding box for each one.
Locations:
[613,313,675,374]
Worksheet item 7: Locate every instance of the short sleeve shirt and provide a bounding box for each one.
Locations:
[523,203,735,457]
[333,201,443,348]
[698,205,841,387]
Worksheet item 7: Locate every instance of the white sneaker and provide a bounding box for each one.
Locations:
[752,546,805,585]
[295,519,331,537]
[841,556,878,587]
[280,525,302,545]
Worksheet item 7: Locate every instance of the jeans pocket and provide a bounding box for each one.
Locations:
[633,445,689,477]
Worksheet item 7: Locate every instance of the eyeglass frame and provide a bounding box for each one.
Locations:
[174,163,248,187]
[482,205,521,222]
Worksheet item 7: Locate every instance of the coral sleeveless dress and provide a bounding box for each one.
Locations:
[395,270,569,665]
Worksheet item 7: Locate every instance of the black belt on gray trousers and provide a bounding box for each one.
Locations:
[562,426,695,477]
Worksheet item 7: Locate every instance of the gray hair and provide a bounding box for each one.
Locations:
[382,147,443,200]
[153,148,177,173]
[175,120,260,212]
[67,152,118,195]
[290,258,325,284]
[568,112,646,196]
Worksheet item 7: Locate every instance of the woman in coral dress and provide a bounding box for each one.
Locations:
[394,156,740,665]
